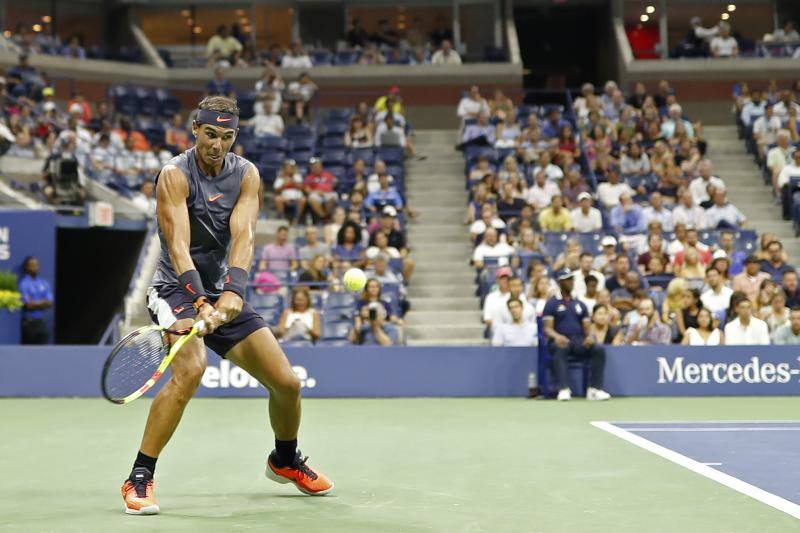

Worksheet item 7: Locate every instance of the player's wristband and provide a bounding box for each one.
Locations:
[178,269,206,302]
[223,267,248,299]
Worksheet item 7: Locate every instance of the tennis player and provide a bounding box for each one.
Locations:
[121,96,333,515]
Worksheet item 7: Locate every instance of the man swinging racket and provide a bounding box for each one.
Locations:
[121,96,333,515]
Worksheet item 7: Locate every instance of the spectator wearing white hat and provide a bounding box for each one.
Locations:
[570,192,603,232]
[593,236,618,275]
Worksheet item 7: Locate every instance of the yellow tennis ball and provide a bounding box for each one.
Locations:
[343,268,367,292]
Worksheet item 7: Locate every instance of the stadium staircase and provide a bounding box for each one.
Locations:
[704,125,800,264]
[404,130,486,345]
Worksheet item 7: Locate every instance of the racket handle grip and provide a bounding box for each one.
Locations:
[193,320,206,333]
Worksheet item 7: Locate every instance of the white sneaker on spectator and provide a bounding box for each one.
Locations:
[557,388,572,401]
[586,387,611,401]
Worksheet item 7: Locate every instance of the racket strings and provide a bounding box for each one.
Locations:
[103,329,168,401]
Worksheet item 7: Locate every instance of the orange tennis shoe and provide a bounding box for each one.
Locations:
[121,467,160,515]
[266,451,334,495]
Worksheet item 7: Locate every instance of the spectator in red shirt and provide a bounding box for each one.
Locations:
[303,157,338,222]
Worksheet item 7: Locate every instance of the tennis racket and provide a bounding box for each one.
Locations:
[101,320,205,405]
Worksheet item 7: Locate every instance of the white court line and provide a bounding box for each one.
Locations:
[621,427,800,432]
[703,463,723,466]
[591,421,800,521]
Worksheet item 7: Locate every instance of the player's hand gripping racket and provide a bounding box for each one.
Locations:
[101,320,205,404]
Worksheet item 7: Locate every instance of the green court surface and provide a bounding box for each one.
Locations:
[1,397,798,532]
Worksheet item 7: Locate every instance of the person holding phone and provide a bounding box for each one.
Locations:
[350,279,401,345]
[624,297,672,345]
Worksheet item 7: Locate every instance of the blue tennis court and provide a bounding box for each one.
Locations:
[593,421,800,521]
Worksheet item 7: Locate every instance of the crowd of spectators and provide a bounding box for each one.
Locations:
[204,17,471,69]
[733,83,800,224]
[461,78,800,379]
[6,24,142,63]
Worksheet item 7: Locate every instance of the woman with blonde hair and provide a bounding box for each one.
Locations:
[676,247,706,281]
[661,278,688,326]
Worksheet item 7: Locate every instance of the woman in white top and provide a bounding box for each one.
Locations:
[324,207,346,246]
[278,287,321,343]
[682,307,724,346]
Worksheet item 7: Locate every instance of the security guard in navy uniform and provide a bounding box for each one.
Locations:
[542,268,611,401]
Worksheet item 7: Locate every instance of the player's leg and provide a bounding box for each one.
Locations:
[139,319,208,457]
[224,326,333,495]
[121,318,207,515]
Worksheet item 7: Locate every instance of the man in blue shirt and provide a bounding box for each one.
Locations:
[760,239,794,283]
[542,269,610,401]
[18,256,54,344]
[206,66,235,98]
[364,173,404,214]
[610,193,646,234]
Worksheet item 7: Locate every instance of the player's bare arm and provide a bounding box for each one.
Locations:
[156,165,221,336]
[215,164,260,323]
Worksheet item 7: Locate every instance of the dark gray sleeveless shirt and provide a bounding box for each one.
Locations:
[152,147,252,295]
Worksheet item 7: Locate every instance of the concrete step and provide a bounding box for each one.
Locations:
[412,296,480,311]
[405,324,486,340]
[404,310,482,325]
[411,270,477,285]
[408,284,473,298]
[411,241,473,252]
[414,249,471,261]
[412,209,465,223]
[407,196,466,208]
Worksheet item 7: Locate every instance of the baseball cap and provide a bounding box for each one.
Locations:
[382,205,398,217]
[496,266,513,278]
[389,85,400,95]
[744,254,760,265]
[68,102,83,114]
[712,249,728,260]
[601,236,617,247]
[556,268,575,281]
[577,192,592,202]
[42,101,56,112]
[42,87,54,97]
[309,156,321,164]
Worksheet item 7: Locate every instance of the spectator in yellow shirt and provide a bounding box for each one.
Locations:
[205,25,243,64]
[538,195,574,231]
[374,86,405,121]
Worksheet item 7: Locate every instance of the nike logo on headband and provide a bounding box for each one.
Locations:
[216,116,232,123]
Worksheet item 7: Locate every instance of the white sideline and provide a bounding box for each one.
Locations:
[591,421,800,521]
[620,427,800,432]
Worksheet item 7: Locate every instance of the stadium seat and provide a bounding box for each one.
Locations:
[249,292,284,311]
[311,49,333,66]
[376,147,404,165]
[321,320,352,340]
[334,50,359,65]
[286,124,314,140]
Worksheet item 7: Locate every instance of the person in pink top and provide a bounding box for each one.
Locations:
[303,157,338,222]
[732,255,772,305]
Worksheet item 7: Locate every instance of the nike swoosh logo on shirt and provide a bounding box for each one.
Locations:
[208,193,224,202]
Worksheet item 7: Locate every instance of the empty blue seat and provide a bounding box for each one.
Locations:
[289,150,314,164]
[321,320,352,340]
[334,50,359,65]
[311,49,332,66]
[259,151,285,167]
[322,136,346,149]
[321,150,347,165]
[349,149,375,166]
[136,88,159,116]
[543,232,569,256]
[325,122,348,135]
[324,292,357,313]
[290,137,315,151]
[238,92,256,119]
[377,147,404,165]
[249,291,283,310]
[286,124,313,139]
[258,136,289,152]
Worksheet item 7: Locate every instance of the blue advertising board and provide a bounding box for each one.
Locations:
[2,344,800,398]
[0,209,56,343]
